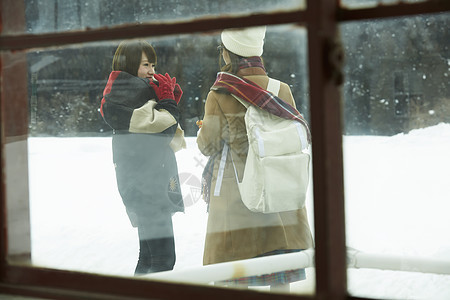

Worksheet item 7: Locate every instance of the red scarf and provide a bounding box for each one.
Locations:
[211,71,311,143]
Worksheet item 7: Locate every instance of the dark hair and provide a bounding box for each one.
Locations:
[112,40,157,76]
[219,44,244,74]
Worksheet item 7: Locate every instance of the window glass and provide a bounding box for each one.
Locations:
[3,25,315,295]
[341,13,450,299]
[4,0,307,34]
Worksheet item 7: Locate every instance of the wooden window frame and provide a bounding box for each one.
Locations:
[1,0,449,299]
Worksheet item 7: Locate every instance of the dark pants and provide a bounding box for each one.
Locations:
[134,216,176,275]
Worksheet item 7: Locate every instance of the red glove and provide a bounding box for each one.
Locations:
[153,73,176,101]
[173,83,183,104]
[149,81,161,100]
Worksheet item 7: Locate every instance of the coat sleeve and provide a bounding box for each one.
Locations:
[102,86,179,136]
[129,99,179,136]
[196,91,226,156]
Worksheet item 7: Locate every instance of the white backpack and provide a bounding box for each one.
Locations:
[231,78,310,213]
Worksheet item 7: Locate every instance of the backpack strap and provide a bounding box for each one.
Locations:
[229,147,240,184]
[266,78,281,96]
[267,78,308,150]
[213,143,229,197]
[215,143,242,195]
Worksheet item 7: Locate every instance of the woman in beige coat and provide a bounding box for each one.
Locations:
[197,26,314,291]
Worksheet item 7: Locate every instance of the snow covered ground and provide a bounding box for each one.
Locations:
[343,123,450,300]
[27,123,450,299]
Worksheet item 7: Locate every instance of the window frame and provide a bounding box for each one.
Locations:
[1,0,449,299]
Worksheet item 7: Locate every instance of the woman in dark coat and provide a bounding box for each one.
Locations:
[100,40,185,275]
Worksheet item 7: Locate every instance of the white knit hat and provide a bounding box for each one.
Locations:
[221,26,266,57]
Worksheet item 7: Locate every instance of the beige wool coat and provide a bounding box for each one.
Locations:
[197,70,314,265]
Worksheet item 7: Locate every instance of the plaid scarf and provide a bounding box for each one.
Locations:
[238,56,266,71]
[211,71,311,143]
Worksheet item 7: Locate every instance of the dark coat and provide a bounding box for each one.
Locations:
[101,71,184,227]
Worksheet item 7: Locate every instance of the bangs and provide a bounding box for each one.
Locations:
[142,45,157,65]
